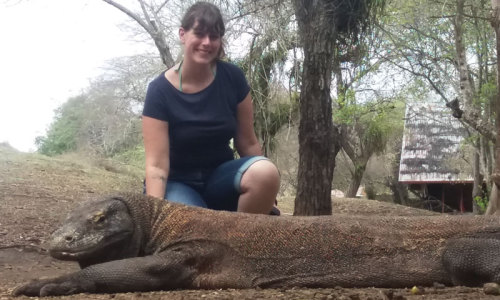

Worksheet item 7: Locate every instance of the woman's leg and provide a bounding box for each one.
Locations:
[165,181,207,208]
[237,159,280,213]
[203,156,280,214]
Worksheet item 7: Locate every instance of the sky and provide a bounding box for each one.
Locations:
[0,0,153,152]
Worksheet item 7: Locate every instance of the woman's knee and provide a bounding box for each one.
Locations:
[241,160,280,192]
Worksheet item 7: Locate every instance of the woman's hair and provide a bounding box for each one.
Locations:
[181,2,225,58]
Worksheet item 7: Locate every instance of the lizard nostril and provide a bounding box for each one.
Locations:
[65,235,73,242]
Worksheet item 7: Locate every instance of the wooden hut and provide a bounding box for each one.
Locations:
[398,101,474,213]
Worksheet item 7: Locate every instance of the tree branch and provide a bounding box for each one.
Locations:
[101,0,155,37]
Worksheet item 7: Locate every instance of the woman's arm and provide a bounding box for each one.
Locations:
[235,92,262,157]
[142,116,170,199]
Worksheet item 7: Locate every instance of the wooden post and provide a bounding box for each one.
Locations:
[441,185,445,213]
[459,184,465,213]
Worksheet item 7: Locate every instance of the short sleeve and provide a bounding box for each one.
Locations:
[226,62,250,104]
[142,80,169,122]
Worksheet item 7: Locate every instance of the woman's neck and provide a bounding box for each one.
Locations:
[180,58,215,82]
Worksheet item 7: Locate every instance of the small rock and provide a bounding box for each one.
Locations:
[484,282,500,295]
[410,285,424,295]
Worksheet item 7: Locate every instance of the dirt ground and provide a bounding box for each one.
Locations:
[0,144,498,299]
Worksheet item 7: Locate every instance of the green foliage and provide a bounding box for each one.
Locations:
[112,144,145,169]
[334,89,358,125]
[37,77,143,158]
[36,96,86,156]
[238,27,297,156]
[361,110,392,154]
[335,93,404,156]
[474,194,489,214]
[476,79,497,107]
[364,183,377,199]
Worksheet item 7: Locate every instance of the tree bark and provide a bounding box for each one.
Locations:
[472,143,484,214]
[449,0,495,142]
[345,164,366,198]
[486,0,500,214]
[293,0,341,215]
[454,0,475,110]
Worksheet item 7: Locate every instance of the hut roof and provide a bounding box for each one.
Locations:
[398,101,473,184]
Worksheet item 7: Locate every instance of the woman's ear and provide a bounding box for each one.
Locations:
[179,27,186,44]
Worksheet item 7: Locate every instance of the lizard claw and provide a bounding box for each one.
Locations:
[13,279,51,297]
[39,282,85,296]
[13,277,95,297]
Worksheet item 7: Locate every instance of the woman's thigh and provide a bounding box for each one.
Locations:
[166,181,207,208]
[203,156,268,211]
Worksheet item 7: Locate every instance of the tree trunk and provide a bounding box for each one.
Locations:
[446,0,497,143]
[345,164,365,198]
[472,143,484,214]
[293,0,340,215]
[454,0,475,109]
[390,180,409,206]
[387,139,409,205]
[486,0,500,214]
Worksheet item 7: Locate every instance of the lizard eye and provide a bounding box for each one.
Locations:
[92,212,106,223]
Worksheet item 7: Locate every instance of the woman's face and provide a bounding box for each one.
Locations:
[180,21,221,65]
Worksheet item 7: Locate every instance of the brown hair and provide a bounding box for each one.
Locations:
[181,2,225,58]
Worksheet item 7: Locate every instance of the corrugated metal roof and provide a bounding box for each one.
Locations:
[398,101,473,183]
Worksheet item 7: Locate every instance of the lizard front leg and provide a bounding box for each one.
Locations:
[13,252,197,296]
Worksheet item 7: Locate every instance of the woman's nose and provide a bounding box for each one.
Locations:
[201,35,211,44]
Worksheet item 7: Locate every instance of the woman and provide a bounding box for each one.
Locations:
[142,1,280,214]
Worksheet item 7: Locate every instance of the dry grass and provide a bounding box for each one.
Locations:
[0,146,144,249]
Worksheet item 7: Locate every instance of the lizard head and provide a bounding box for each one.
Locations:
[48,196,137,267]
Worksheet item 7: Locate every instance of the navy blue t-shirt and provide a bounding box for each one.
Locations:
[142,60,250,173]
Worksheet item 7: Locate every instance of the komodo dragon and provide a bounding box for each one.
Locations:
[13,193,500,296]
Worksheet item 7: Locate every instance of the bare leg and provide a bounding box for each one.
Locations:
[237,160,280,214]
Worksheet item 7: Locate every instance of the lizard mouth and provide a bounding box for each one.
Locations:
[49,231,132,260]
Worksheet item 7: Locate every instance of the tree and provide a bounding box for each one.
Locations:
[76,78,142,156]
[292,1,339,215]
[36,96,86,156]
[238,1,298,156]
[36,55,153,157]
[378,0,496,213]
[292,0,386,215]
[378,1,495,134]
[485,0,500,214]
[339,101,401,198]
[101,54,164,105]
[328,20,403,199]
[101,0,175,67]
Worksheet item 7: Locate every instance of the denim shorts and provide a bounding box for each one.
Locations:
[144,156,268,211]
